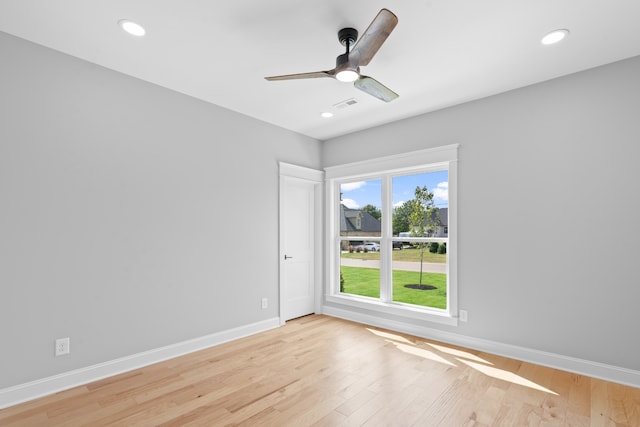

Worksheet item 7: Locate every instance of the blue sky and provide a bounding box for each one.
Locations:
[340,170,449,209]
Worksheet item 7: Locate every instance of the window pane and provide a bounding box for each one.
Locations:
[391,241,447,309]
[339,179,382,238]
[391,171,448,309]
[392,171,448,238]
[340,240,380,299]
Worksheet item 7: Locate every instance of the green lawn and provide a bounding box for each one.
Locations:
[340,265,447,309]
[341,247,446,263]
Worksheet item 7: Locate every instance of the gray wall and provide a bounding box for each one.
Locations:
[323,55,640,372]
[0,32,321,388]
[2,25,639,391]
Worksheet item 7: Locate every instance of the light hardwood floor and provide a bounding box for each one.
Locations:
[1,315,639,426]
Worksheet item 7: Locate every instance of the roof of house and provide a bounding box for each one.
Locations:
[340,205,447,232]
[340,205,381,233]
[415,207,448,229]
[432,208,448,227]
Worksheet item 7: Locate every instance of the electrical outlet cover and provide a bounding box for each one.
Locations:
[55,337,70,356]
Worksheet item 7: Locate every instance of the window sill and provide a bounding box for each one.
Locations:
[325,294,459,326]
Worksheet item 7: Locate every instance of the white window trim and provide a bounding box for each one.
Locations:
[325,144,459,326]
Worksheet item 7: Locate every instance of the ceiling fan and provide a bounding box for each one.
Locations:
[265,8,399,102]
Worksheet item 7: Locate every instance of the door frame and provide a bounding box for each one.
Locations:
[279,162,324,325]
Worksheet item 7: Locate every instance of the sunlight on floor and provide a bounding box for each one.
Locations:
[366,326,559,396]
[366,328,414,344]
[458,359,558,395]
[426,342,491,364]
[390,341,457,367]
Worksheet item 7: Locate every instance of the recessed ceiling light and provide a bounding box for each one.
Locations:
[119,19,146,37]
[541,29,569,45]
[321,112,334,118]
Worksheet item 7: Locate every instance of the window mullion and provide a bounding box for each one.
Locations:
[380,175,392,302]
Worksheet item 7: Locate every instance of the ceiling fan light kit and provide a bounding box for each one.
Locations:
[336,69,360,82]
[265,9,399,102]
[335,57,360,82]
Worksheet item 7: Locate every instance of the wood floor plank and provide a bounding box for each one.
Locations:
[472,384,507,425]
[310,409,347,427]
[1,315,639,426]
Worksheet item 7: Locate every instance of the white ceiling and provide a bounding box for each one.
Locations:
[1,1,640,141]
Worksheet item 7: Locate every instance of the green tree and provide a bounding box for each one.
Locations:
[409,186,440,288]
[361,204,381,221]
[392,199,417,235]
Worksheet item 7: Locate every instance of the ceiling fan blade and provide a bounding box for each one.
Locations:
[350,9,398,67]
[354,75,398,102]
[265,70,335,81]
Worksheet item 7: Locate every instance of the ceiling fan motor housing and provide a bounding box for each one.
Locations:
[336,27,360,80]
[336,52,359,74]
[335,52,360,82]
[338,27,358,46]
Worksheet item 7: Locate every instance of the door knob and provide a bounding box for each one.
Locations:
[284,255,293,260]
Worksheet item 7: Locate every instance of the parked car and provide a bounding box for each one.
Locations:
[354,242,380,252]
[393,241,403,250]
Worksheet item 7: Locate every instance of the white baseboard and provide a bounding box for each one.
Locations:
[0,317,281,410]
[323,306,640,389]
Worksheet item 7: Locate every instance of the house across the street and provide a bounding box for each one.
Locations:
[340,204,381,248]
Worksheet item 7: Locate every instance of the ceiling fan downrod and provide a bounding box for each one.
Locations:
[335,27,360,82]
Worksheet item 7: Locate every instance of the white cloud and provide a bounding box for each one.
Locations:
[342,198,360,209]
[433,182,448,202]
[340,181,366,192]
[393,200,405,208]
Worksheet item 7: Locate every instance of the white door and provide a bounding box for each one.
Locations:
[279,166,320,322]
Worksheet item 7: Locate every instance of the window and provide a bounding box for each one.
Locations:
[326,145,458,325]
